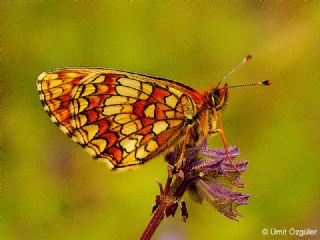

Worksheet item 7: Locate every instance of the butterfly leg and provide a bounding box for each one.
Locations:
[216,111,240,173]
[174,124,192,171]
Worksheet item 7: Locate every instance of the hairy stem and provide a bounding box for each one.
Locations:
[140,198,167,240]
[140,175,174,240]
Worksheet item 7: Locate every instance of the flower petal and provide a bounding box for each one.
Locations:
[196,179,250,220]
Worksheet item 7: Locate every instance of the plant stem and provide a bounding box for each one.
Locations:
[140,175,174,240]
[140,198,167,240]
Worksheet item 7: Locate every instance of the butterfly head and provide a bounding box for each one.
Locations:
[210,84,229,111]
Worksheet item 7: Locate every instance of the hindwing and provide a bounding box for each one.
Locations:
[37,68,204,168]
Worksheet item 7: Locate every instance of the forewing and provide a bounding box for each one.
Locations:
[37,68,204,168]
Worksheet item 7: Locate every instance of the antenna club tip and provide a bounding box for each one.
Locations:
[262,80,272,85]
[245,55,252,61]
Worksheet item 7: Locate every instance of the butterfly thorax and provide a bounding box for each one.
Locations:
[188,84,229,146]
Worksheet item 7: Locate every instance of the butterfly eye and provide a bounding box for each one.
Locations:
[211,94,220,108]
[211,94,221,108]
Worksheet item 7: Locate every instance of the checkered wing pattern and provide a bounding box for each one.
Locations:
[37,68,204,168]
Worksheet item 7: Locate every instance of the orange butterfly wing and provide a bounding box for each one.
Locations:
[37,68,204,168]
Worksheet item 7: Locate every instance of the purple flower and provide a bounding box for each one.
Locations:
[163,139,250,221]
[142,139,251,240]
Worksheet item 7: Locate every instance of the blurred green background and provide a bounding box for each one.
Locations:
[2,1,320,239]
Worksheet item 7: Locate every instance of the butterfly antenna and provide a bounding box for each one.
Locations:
[216,55,252,88]
[229,80,272,88]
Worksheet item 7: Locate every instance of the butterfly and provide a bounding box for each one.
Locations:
[37,58,271,169]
